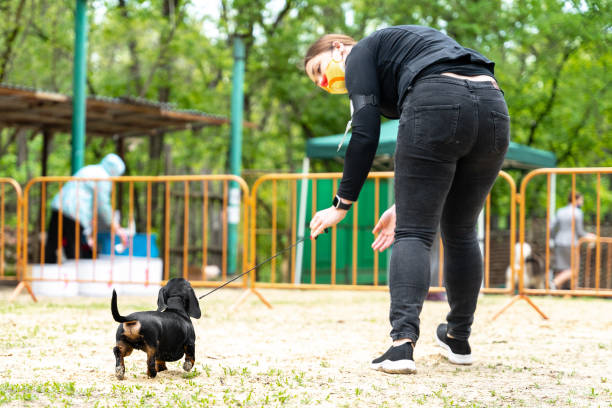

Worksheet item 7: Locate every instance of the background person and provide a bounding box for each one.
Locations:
[550,191,595,289]
[44,153,128,263]
[306,25,510,374]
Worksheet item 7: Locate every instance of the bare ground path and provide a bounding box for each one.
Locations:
[0,287,611,407]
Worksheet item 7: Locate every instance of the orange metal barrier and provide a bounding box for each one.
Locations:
[575,236,612,291]
[250,171,516,294]
[14,175,250,300]
[494,167,612,320]
[484,171,517,295]
[250,172,393,291]
[12,167,608,306]
[0,178,22,283]
[517,168,612,298]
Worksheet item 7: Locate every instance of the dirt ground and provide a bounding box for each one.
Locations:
[0,286,611,408]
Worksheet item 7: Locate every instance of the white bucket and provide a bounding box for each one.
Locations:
[76,259,119,297]
[111,256,163,296]
[77,255,162,296]
[30,263,79,297]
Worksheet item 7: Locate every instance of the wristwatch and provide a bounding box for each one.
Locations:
[332,195,352,211]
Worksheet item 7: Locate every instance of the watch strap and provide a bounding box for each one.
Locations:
[333,195,352,210]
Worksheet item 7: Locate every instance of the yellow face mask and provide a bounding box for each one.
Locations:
[319,56,347,94]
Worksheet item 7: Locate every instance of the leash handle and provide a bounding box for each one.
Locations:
[198,228,328,300]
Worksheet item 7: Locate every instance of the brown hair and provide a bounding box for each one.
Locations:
[567,191,583,204]
[304,34,357,69]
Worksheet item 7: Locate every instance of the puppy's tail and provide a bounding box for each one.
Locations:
[111,289,128,323]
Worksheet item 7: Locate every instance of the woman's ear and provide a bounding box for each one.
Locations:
[331,41,345,62]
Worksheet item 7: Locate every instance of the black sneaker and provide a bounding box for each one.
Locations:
[370,342,416,374]
[435,323,473,365]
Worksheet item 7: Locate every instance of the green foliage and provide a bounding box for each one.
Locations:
[0,0,610,243]
[0,0,610,178]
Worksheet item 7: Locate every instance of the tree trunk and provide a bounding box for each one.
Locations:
[118,0,143,95]
[16,128,27,168]
[0,0,27,82]
[41,130,53,177]
[38,130,53,247]
[0,128,19,157]
[527,46,576,146]
[139,0,182,98]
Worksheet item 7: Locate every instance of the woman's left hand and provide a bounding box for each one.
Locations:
[371,204,396,252]
[309,207,348,239]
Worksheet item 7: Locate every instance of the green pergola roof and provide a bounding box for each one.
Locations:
[306,120,557,169]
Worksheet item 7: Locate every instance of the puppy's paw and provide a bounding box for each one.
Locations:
[115,366,125,380]
[183,360,193,372]
[147,369,157,378]
[156,361,168,372]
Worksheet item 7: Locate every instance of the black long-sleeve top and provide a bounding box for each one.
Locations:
[336,25,495,201]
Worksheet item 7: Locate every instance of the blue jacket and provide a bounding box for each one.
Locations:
[51,154,125,237]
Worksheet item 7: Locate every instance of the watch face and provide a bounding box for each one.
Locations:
[333,196,350,210]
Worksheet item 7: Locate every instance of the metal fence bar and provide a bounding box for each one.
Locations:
[271,180,278,283]
[11,168,610,301]
[0,183,4,279]
[311,180,317,284]
[374,178,380,286]
[570,174,577,290]
[473,170,517,296]
[39,182,46,267]
[1,178,26,299]
[575,236,612,292]
[146,181,152,285]
[520,167,612,298]
[16,175,249,295]
[164,180,170,281]
[183,181,189,279]
[331,179,337,285]
[595,173,601,291]
[250,171,515,293]
[545,174,551,290]
[222,180,228,280]
[201,181,208,281]
[290,180,297,283]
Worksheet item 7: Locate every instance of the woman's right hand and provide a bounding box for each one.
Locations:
[372,204,396,252]
[113,223,129,247]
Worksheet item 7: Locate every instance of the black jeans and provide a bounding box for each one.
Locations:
[390,75,510,342]
[44,210,93,263]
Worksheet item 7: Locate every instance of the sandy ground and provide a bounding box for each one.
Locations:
[0,286,611,407]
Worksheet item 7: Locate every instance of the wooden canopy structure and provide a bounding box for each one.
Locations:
[0,84,233,137]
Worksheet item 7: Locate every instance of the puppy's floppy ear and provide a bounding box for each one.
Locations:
[157,286,168,312]
[186,287,201,319]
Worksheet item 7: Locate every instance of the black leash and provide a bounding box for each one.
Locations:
[198,229,328,300]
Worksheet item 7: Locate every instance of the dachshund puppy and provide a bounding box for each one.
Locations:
[111,278,201,380]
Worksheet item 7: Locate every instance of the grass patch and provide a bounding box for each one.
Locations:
[0,381,80,404]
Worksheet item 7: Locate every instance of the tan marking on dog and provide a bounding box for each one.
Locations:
[116,340,134,357]
[122,320,141,340]
[144,344,158,378]
[156,360,167,372]
[144,344,157,358]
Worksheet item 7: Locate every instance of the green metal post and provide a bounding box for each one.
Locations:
[228,36,245,274]
[71,0,88,174]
